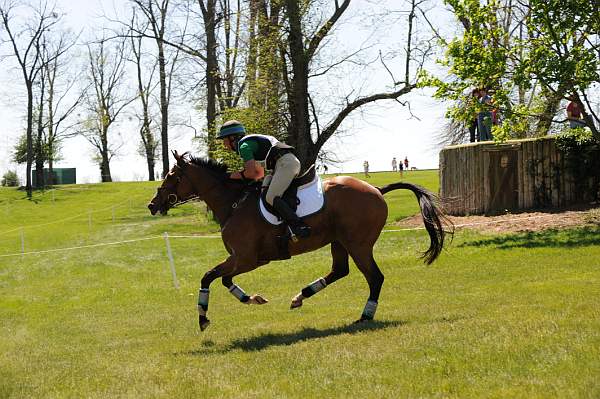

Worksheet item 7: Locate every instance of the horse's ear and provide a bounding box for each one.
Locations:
[172,150,180,161]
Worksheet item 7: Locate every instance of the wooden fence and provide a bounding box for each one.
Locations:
[439,137,596,216]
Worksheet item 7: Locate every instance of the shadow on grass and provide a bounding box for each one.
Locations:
[177,316,465,355]
[460,225,600,250]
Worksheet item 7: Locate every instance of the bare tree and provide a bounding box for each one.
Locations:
[282,0,423,166]
[129,0,180,178]
[129,17,160,181]
[43,31,85,184]
[79,37,134,182]
[0,0,61,197]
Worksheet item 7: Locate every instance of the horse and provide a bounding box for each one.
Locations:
[148,151,450,331]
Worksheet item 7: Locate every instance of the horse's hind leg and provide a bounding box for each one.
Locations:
[348,246,384,322]
[290,241,349,309]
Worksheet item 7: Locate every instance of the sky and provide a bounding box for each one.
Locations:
[0,0,455,184]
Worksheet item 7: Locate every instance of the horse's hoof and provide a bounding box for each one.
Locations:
[290,299,303,309]
[249,294,269,305]
[199,316,211,331]
[354,317,372,324]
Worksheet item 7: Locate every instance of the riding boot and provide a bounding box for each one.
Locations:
[272,196,311,240]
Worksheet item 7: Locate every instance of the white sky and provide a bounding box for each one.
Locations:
[0,0,454,183]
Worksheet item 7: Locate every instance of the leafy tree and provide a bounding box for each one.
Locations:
[1,170,20,187]
[421,0,600,142]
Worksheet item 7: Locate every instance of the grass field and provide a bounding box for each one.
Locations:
[1,170,599,398]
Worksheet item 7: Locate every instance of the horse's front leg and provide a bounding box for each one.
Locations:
[222,275,269,305]
[198,257,237,331]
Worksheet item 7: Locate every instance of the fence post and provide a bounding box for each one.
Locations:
[163,232,179,289]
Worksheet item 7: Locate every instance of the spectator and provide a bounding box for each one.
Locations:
[404,156,409,170]
[363,160,370,178]
[392,157,398,172]
[398,160,404,177]
[567,97,586,128]
[477,87,493,141]
[468,88,479,142]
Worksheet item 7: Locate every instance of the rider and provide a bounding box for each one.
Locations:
[217,120,311,239]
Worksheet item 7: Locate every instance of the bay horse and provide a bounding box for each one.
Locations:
[148,151,450,331]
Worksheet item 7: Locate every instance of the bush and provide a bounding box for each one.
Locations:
[1,170,20,187]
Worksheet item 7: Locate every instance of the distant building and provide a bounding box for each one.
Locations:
[32,168,76,186]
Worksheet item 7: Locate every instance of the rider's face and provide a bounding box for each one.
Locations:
[223,137,234,151]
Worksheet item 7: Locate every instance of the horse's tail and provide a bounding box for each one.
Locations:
[377,182,453,265]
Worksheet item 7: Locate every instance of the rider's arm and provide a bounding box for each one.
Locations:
[229,140,265,181]
[229,160,264,181]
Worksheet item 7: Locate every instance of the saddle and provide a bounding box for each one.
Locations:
[260,165,317,214]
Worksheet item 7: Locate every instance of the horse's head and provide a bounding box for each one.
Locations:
[148,151,197,215]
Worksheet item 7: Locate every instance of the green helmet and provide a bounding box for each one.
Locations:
[217,120,246,139]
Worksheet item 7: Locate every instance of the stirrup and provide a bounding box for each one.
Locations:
[287,223,310,242]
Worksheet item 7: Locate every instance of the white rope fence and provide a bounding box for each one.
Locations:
[0,212,559,259]
[0,234,220,259]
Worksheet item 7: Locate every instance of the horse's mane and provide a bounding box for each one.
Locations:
[188,156,230,180]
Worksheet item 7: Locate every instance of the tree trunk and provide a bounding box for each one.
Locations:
[202,0,219,158]
[535,87,565,136]
[284,0,311,164]
[100,128,112,182]
[35,77,45,188]
[147,153,155,181]
[157,42,170,178]
[26,83,34,197]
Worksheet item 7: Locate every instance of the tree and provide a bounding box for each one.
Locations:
[129,18,160,181]
[42,30,83,184]
[280,0,423,166]
[1,170,19,187]
[421,0,600,143]
[79,37,134,182]
[127,0,184,178]
[0,0,61,197]
[520,0,600,140]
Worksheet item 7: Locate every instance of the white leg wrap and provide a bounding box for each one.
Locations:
[308,277,327,293]
[362,300,378,319]
[229,284,249,302]
[197,288,209,316]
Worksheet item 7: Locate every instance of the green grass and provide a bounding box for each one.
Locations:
[1,171,599,398]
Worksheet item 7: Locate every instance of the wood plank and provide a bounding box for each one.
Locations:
[543,138,551,207]
[483,149,490,214]
[550,139,559,206]
[518,142,524,209]
[535,139,542,208]
[558,147,566,206]
[524,140,532,209]
[522,141,528,209]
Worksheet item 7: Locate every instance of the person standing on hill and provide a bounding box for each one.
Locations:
[392,157,398,172]
[363,160,370,178]
[567,97,586,128]
[477,87,493,141]
[404,156,409,170]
